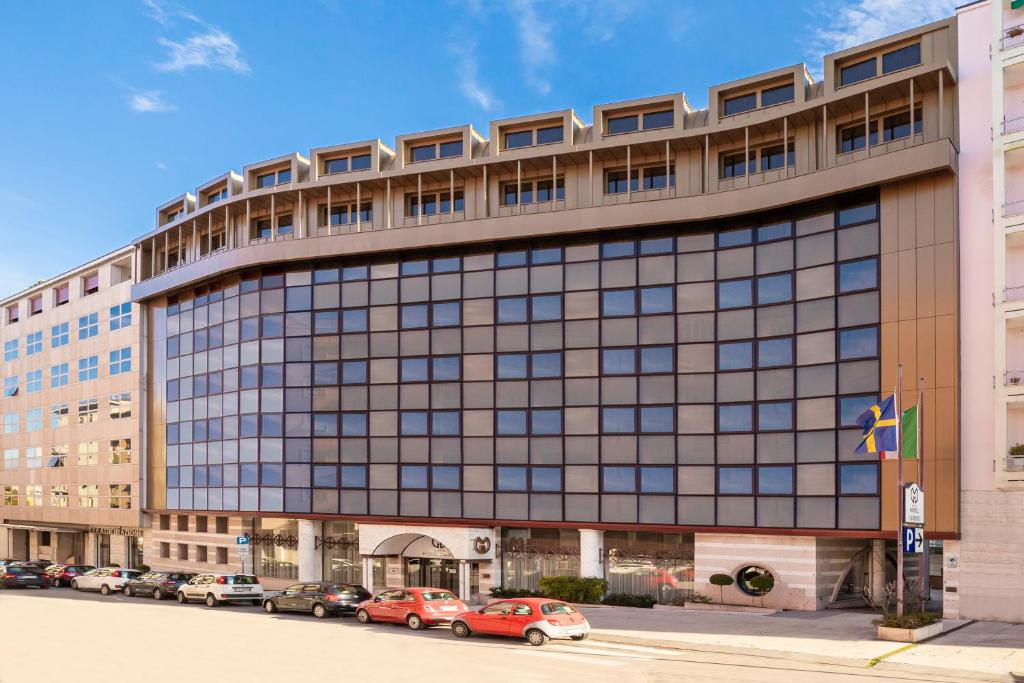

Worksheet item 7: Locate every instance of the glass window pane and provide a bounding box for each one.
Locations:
[757,221,792,242]
[497,466,527,491]
[602,289,636,316]
[837,203,878,226]
[839,327,878,360]
[718,280,752,308]
[760,83,794,107]
[840,394,878,427]
[719,467,753,494]
[496,251,528,267]
[432,356,461,381]
[432,302,461,327]
[602,348,636,375]
[718,228,752,248]
[531,352,561,378]
[401,358,429,382]
[607,115,639,134]
[505,130,533,149]
[640,406,674,433]
[531,467,562,491]
[431,412,460,435]
[640,346,673,373]
[497,354,528,379]
[531,294,562,321]
[401,304,428,329]
[640,286,674,314]
[758,466,793,494]
[757,402,793,431]
[757,274,792,305]
[639,237,674,255]
[840,57,877,86]
[640,467,673,493]
[719,342,753,371]
[602,466,635,492]
[757,338,792,368]
[723,93,757,116]
[497,297,528,323]
[531,247,562,264]
[601,241,635,258]
[718,404,753,432]
[642,110,674,129]
[536,126,564,145]
[401,465,428,488]
[602,407,635,433]
[882,43,920,74]
[497,410,527,435]
[439,140,463,158]
[340,465,367,488]
[839,259,878,292]
[400,412,428,435]
[840,463,878,494]
[432,465,460,489]
[530,409,561,435]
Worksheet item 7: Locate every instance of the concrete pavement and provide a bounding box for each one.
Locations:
[577,605,1023,682]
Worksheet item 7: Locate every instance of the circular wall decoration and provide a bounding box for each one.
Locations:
[736,565,775,596]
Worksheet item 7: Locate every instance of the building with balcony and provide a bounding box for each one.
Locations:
[0,248,143,568]
[950,0,1024,623]
[121,19,963,607]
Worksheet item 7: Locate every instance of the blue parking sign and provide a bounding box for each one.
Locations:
[902,527,923,554]
[236,536,249,545]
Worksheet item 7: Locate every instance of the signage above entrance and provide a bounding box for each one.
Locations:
[88,526,142,538]
[904,483,925,525]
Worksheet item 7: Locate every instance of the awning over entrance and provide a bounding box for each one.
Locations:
[1,521,89,534]
[372,533,454,559]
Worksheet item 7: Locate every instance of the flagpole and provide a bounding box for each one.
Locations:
[918,377,926,609]
[895,365,904,619]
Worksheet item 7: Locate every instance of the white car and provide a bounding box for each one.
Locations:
[176,573,264,607]
[72,567,143,595]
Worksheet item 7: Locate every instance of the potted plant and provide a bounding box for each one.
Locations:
[865,580,942,642]
[1011,375,1021,385]
[709,573,734,604]
[1008,25,1024,39]
[1010,444,1024,456]
[748,573,775,608]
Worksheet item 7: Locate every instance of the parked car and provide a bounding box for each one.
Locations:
[263,582,370,618]
[176,573,263,607]
[9,560,52,573]
[71,567,142,595]
[451,598,591,646]
[355,587,466,630]
[0,565,50,590]
[45,564,95,587]
[123,571,196,599]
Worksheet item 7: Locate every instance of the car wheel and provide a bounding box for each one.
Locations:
[526,629,549,647]
[205,594,219,608]
[153,588,162,600]
[355,608,372,624]
[313,603,328,619]
[100,584,111,596]
[71,580,79,591]
[176,592,188,604]
[570,634,589,641]
[452,622,471,638]
[407,614,425,630]
[264,600,278,614]
[125,585,133,597]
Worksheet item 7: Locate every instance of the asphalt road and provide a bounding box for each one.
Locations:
[0,588,972,683]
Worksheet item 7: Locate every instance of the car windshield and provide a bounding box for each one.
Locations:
[5,567,27,574]
[540,602,576,615]
[225,575,257,585]
[421,591,457,601]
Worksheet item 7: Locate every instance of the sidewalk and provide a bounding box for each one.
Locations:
[576,605,1024,682]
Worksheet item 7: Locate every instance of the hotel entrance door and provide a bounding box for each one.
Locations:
[405,558,459,594]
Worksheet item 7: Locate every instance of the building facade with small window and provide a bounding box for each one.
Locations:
[0,248,144,568]
[130,18,960,608]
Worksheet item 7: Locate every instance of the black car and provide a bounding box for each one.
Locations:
[263,582,371,618]
[10,561,52,573]
[0,566,50,589]
[123,571,197,599]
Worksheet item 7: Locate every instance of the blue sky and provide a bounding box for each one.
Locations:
[0,0,954,297]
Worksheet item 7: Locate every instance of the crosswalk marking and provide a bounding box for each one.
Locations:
[509,649,630,667]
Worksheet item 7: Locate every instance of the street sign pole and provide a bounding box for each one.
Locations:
[918,377,927,608]
[895,365,904,619]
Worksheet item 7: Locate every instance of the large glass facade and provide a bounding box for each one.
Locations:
[254,518,298,580]
[159,196,881,531]
[321,520,361,584]
[499,527,580,592]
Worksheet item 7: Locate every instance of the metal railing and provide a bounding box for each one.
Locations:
[1006,454,1024,471]
[1004,24,1024,51]
[1005,286,1024,302]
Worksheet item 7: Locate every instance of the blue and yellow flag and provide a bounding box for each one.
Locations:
[855,394,897,455]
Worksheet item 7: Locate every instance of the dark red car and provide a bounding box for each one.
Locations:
[355,587,466,630]
[45,564,95,587]
[451,598,591,646]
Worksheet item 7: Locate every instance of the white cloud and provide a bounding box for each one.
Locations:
[809,0,955,71]
[156,29,250,74]
[156,161,168,170]
[450,42,500,111]
[564,0,644,43]
[142,0,200,26]
[510,0,555,96]
[128,89,176,113]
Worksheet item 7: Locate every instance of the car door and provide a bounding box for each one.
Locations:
[278,584,304,610]
[187,575,207,599]
[366,590,393,620]
[300,584,324,611]
[89,569,109,590]
[474,600,515,635]
[507,602,536,637]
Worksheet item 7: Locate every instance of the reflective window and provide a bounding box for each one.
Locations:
[531,352,561,378]
[882,43,920,74]
[840,57,877,86]
[840,394,878,427]
[718,404,753,432]
[718,280,752,308]
[497,466,527,491]
[439,140,463,159]
[431,411,460,435]
[757,401,793,431]
[640,346,673,373]
[531,294,562,321]
[497,251,528,268]
[602,466,635,492]
[432,466,460,489]
[839,327,878,360]
[642,110,674,129]
[602,348,635,375]
[400,412,429,435]
[757,273,792,305]
[760,83,794,107]
[602,407,635,433]
[718,228,752,248]
[497,297,528,324]
[505,130,533,149]
[840,463,878,494]
[757,338,792,368]
[602,289,636,316]
[341,360,367,384]
[723,92,757,116]
[340,465,367,488]
[401,358,429,383]
[839,258,877,292]
[531,467,562,491]
[497,354,528,379]
[639,406,674,433]
[536,126,563,145]
[496,410,528,435]
[401,465,428,488]
[838,203,877,227]
[530,409,561,435]
[719,342,753,371]
[432,356,461,381]
[719,467,753,494]
[607,114,639,134]
[601,241,635,258]
[432,302,461,327]
[640,467,673,493]
[757,221,792,242]
[401,304,429,329]
[758,466,794,494]
[640,286,674,314]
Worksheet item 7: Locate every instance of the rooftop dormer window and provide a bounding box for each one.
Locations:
[503,124,564,150]
[324,152,372,175]
[760,83,795,107]
[722,82,794,117]
[838,42,920,88]
[410,139,463,163]
[206,188,228,204]
[606,109,673,135]
[723,93,757,116]
[256,168,291,189]
[165,208,182,223]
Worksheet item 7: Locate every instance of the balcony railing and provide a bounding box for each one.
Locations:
[1006,370,1024,386]
[1005,24,1024,51]
[1004,116,1024,136]
[1007,454,1024,471]
[1006,200,1024,218]
[1006,286,1024,302]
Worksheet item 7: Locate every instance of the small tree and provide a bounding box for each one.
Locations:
[749,574,775,608]
[709,573,734,604]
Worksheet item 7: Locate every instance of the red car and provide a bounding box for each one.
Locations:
[450,598,591,646]
[45,564,95,587]
[355,587,466,630]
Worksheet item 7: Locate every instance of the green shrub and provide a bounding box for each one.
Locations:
[601,593,655,608]
[709,573,734,604]
[538,576,608,604]
[1010,443,1024,456]
[687,593,713,604]
[874,612,940,629]
[136,564,151,573]
[490,586,542,599]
